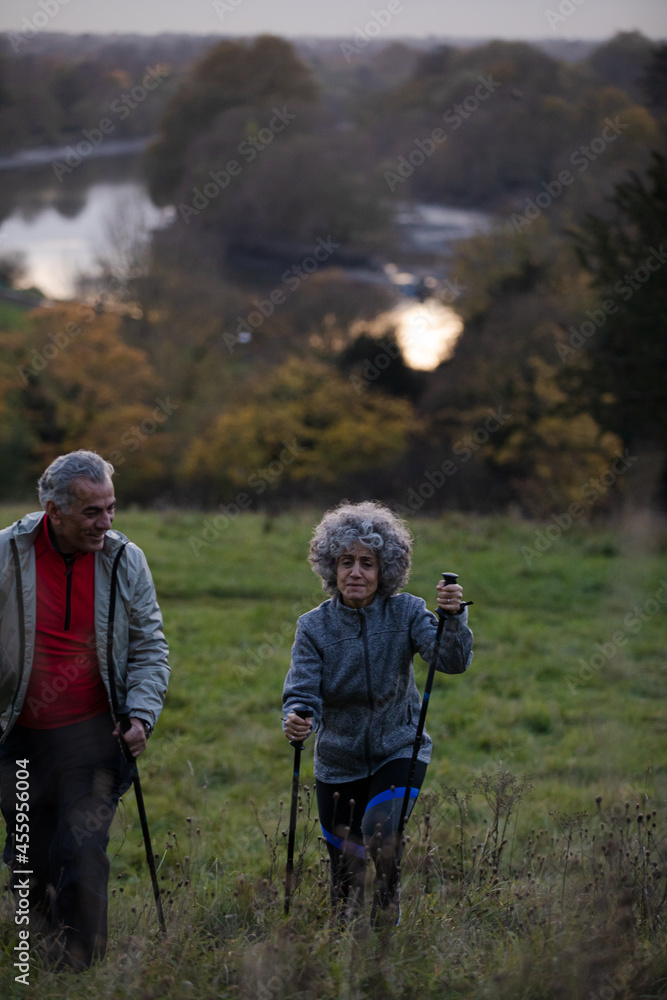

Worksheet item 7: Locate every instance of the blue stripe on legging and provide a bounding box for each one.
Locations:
[366,786,419,811]
[320,826,367,859]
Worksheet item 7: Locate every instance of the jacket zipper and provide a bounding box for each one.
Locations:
[63,556,74,631]
[359,611,375,774]
[106,544,127,723]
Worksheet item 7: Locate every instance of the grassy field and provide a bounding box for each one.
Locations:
[0,301,30,330]
[1,505,666,999]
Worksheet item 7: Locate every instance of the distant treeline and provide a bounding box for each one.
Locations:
[0,30,665,515]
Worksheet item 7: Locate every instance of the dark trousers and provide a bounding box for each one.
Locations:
[0,712,132,969]
[316,757,427,920]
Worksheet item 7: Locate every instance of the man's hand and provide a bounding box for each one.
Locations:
[113,717,147,758]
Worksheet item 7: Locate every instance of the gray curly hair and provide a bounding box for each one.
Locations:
[308,500,413,598]
[38,450,115,512]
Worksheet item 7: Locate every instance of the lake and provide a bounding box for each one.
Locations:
[0,150,491,368]
[0,148,172,299]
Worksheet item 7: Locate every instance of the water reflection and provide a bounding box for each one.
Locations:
[0,156,477,368]
[395,202,491,251]
[374,299,463,370]
[1,181,169,298]
[0,155,169,299]
[396,300,463,370]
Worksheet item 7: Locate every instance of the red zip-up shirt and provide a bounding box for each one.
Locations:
[18,514,110,728]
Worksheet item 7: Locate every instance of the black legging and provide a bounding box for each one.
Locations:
[316,757,427,918]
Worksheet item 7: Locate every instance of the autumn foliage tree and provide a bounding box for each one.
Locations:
[182,357,420,500]
[0,306,172,500]
[368,37,658,212]
[417,220,627,514]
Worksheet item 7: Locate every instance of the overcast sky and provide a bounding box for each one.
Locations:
[1,0,665,41]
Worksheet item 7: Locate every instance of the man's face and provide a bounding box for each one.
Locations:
[46,476,116,554]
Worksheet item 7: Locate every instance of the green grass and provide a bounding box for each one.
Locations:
[0,300,34,331]
[1,507,666,998]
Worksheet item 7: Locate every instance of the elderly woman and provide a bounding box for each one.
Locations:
[282,501,473,926]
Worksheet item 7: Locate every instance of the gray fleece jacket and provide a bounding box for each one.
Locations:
[282,592,473,783]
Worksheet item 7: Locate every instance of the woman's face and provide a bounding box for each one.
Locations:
[336,543,379,608]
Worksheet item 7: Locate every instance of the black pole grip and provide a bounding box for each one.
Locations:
[289,706,313,749]
[116,706,135,764]
[441,572,473,610]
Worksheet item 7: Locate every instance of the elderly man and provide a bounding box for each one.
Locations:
[0,450,169,969]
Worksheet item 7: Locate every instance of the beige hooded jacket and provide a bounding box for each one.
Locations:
[0,511,169,741]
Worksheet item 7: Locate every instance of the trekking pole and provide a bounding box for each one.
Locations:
[117,712,167,935]
[106,545,165,934]
[395,573,472,862]
[284,706,313,915]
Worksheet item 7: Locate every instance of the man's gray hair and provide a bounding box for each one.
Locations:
[308,500,413,598]
[38,450,115,512]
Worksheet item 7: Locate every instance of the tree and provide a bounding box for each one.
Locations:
[566,153,667,456]
[0,251,26,287]
[643,43,667,126]
[587,31,656,105]
[182,356,420,498]
[144,35,319,205]
[143,34,393,262]
[0,306,172,501]
[415,219,628,514]
[337,329,427,402]
[479,357,625,516]
[366,38,659,211]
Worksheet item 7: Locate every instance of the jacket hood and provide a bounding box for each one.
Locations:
[5,511,45,549]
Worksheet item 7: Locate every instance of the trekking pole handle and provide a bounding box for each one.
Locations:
[289,706,313,749]
[441,572,473,610]
[116,708,136,764]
